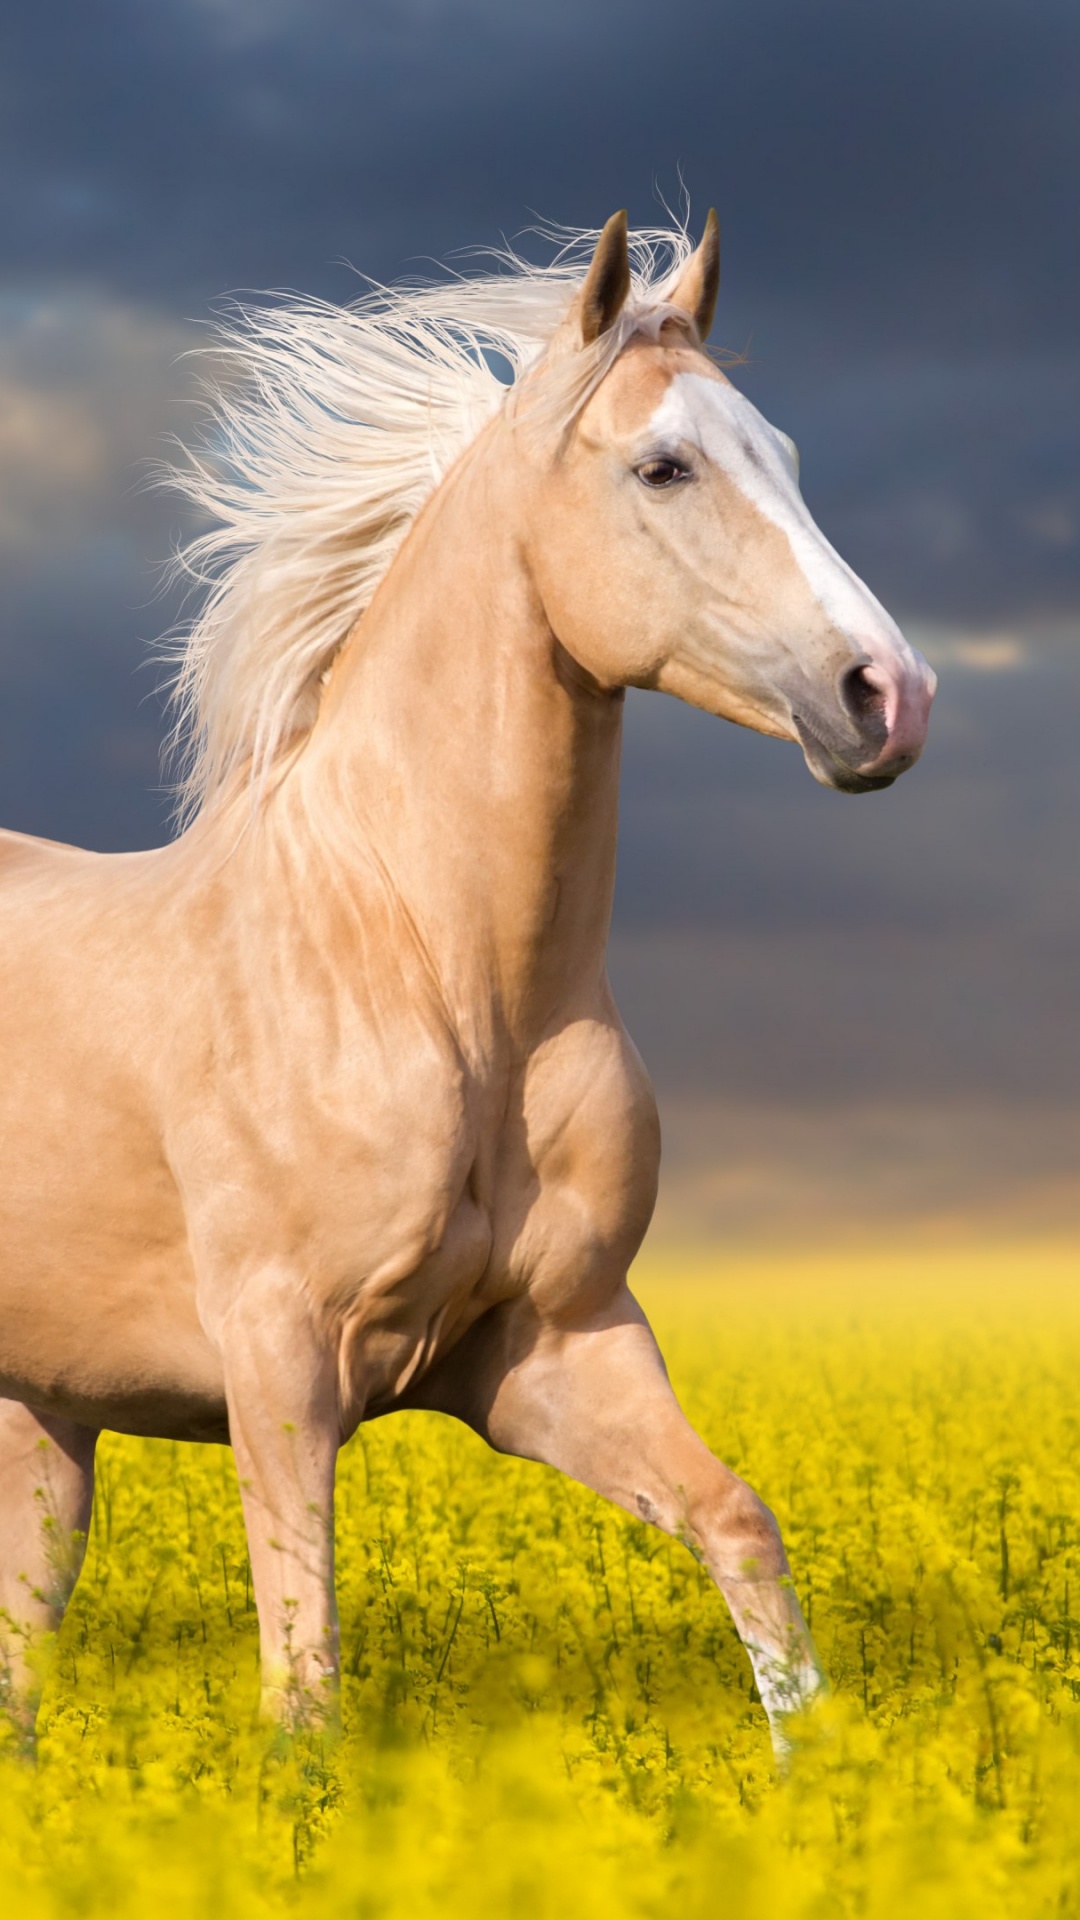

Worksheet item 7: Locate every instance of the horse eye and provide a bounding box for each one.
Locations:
[635,458,689,490]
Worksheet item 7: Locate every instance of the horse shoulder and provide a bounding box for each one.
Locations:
[170,923,478,1317]
[498,993,660,1319]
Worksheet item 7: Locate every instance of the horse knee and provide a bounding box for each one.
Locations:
[711,1481,788,1584]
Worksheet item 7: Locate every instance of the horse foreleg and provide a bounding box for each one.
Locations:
[217,1281,340,1723]
[0,1398,98,1717]
[454,1289,824,1755]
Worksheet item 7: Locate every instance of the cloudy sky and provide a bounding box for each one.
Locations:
[2,0,1078,1237]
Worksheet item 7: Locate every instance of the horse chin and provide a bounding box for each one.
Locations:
[794,717,899,795]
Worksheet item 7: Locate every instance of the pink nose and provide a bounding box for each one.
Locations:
[841,646,937,777]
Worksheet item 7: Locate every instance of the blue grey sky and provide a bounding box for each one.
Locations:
[1,0,1078,1229]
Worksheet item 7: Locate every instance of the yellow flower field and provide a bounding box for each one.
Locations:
[4,1242,1080,1918]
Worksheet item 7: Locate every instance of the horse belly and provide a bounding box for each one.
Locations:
[0,868,227,1436]
[0,1101,228,1440]
[0,1209,228,1440]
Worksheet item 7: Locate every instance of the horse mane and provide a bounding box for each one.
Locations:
[163,222,698,822]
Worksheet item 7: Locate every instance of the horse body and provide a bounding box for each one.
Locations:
[0,399,652,1435]
[0,214,935,1748]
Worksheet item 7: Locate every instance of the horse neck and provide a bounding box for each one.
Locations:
[293,423,625,1047]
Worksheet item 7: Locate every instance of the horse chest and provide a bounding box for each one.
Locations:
[350,1011,661,1402]
[177,976,659,1428]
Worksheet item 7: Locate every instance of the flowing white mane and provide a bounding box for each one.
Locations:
[165,223,697,819]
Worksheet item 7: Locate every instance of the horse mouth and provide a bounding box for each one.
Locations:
[793,716,901,795]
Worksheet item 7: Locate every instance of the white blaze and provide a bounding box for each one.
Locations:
[645,372,916,665]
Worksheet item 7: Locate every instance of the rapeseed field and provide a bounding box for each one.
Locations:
[4,1242,1080,1918]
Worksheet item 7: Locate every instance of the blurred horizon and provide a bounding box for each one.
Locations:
[1,0,1078,1245]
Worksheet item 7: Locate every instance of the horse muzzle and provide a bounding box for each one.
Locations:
[794,643,937,795]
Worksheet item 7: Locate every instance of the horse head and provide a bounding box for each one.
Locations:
[523,211,936,793]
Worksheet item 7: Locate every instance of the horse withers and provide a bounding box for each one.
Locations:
[0,213,935,1751]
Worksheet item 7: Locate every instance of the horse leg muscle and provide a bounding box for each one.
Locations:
[453,1289,824,1752]
[217,1280,340,1722]
[0,1398,98,1714]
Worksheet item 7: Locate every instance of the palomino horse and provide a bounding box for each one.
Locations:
[0,214,935,1750]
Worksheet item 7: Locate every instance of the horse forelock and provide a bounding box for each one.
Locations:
[160,223,707,825]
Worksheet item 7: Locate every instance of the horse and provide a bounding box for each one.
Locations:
[0,212,935,1753]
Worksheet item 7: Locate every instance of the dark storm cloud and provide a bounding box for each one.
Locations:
[3,0,1077,335]
[1,0,1077,623]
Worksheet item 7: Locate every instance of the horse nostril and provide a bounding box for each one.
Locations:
[839,663,888,747]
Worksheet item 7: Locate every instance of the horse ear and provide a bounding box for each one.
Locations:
[579,211,632,344]
[668,209,720,341]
